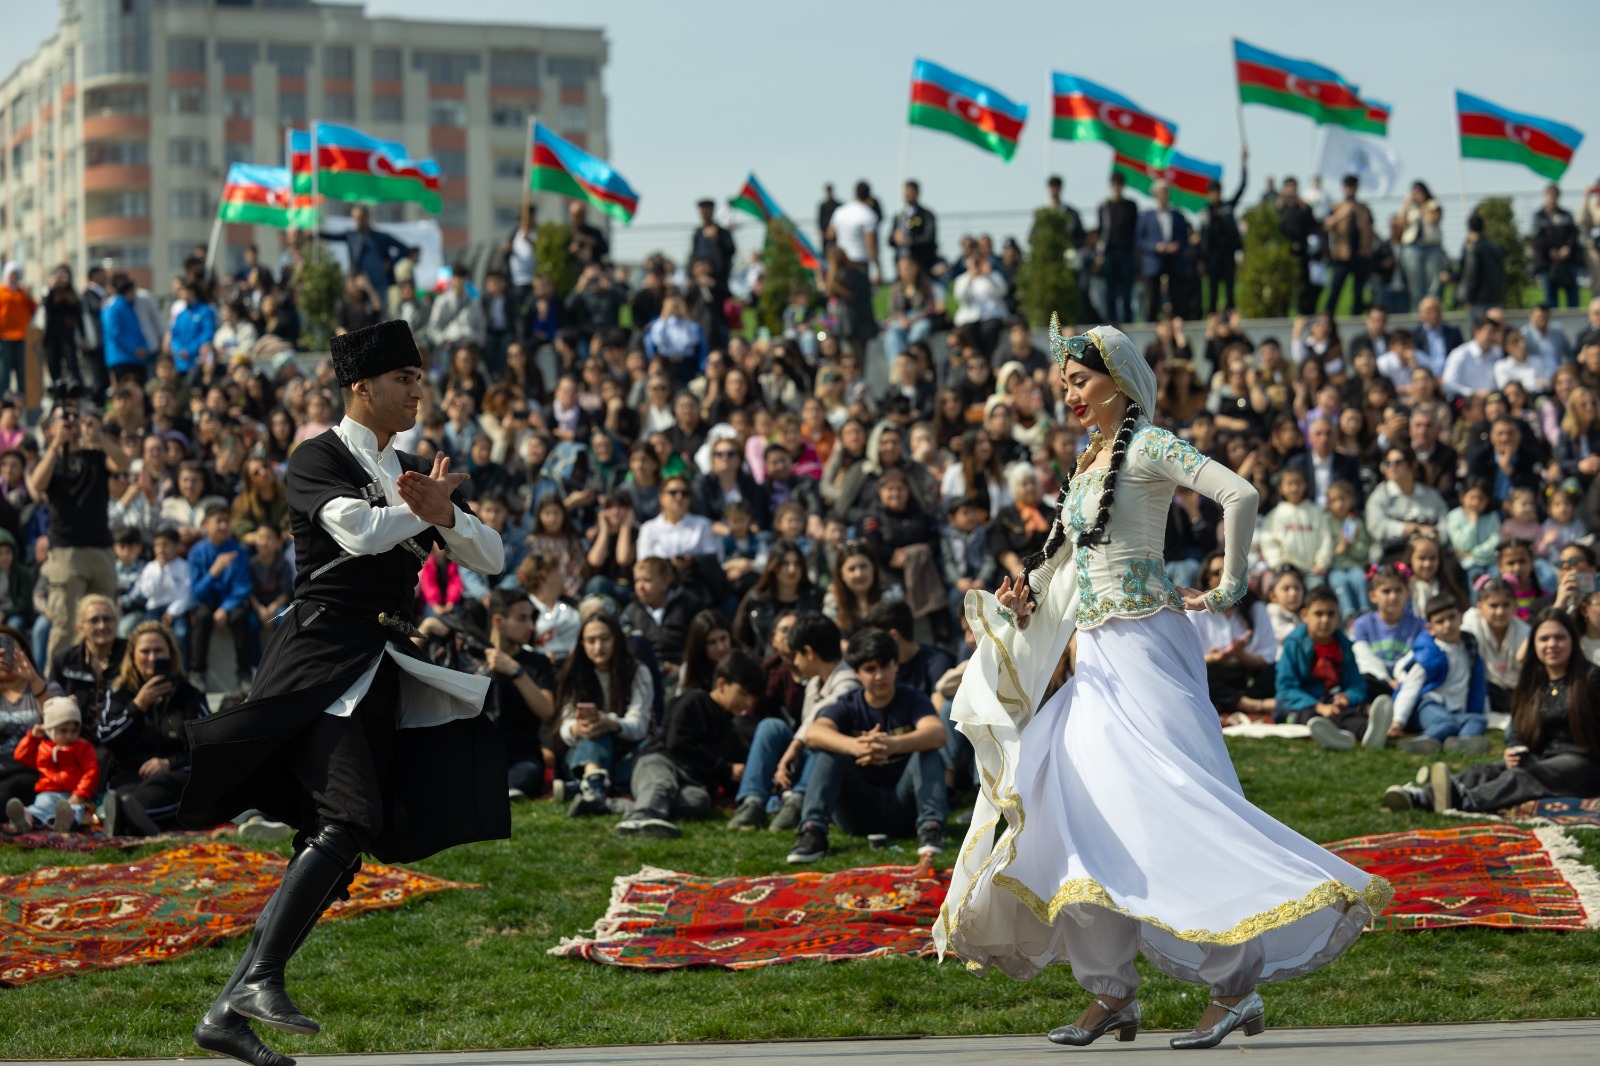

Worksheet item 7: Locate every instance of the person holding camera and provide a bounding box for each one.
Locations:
[97,620,206,837]
[27,394,131,668]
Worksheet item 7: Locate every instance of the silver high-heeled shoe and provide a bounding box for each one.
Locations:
[1169,990,1265,1050]
[1047,996,1141,1046]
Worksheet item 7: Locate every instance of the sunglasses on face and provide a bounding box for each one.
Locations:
[662,488,688,497]
[714,450,739,459]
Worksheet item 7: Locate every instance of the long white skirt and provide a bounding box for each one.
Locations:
[939,608,1390,986]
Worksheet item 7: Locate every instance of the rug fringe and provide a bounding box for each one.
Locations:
[1533,825,1600,930]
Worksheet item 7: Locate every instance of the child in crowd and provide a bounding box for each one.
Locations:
[1275,585,1389,749]
[940,495,997,620]
[1499,487,1548,591]
[1265,565,1307,645]
[1444,479,1502,588]
[1350,563,1425,697]
[1257,467,1333,585]
[719,499,770,605]
[133,527,191,640]
[249,522,294,634]
[527,496,588,600]
[809,514,847,590]
[769,501,813,557]
[6,697,99,833]
[0,530,30,632]
[1324,480,1373,622]
[1390,594,1487,755]
[418,543,462,618]
[1495,539,1543,619]
[110,527,145,627]
[1461,577,1528,728]
[1404,533,1468,619]
[186,503,256,689]
[1535,479,1586,593]
[622,557,693,676]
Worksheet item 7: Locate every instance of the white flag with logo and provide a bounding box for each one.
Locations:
[1318,126,1402,198]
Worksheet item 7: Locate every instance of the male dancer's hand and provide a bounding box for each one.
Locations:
[398,456,469,528]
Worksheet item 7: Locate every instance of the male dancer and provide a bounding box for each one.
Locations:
[181,319,507,1066]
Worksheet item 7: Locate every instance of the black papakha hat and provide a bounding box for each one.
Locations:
[329,319,422,387]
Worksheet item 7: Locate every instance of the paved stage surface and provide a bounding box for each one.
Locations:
[23,1019,1600,1066]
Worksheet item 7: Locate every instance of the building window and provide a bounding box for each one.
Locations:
[88,244,152,269]
[224,141,252,166]
[493,156,523,180]
[216,41,260,76]
[547,57,596,90]
[168,88,207,114]
[412,51,480,86]
[169,189,210,218]
[168,37,206,73]
[224,91,253,118]
[168,138,207,167]
[373,95,403,122]
[84,87,147,117]
[267,44,312,78]
[85,140,149,166]
[490,50,540,88]
[493,204,520,228]
[438,201,468,228]
[280,92,307,122]
[492,104,529,129]
[559,105,588,132]
[435,149,466,179]
[372,203,405,223]
[372,47,402,81]
[170,241,198,271]
[87,192,150,219]
[325,92,355,119]
[428,100,467,128]
[323,46,353,80]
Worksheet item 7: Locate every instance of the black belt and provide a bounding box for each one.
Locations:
[295,599,423,639]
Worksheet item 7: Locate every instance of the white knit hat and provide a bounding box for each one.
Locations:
[41,696,81,731]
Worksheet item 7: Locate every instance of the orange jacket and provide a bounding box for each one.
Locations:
[13,732,101,799]
[0,286,37,342]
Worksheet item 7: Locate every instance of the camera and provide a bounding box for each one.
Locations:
[151,656,173,677]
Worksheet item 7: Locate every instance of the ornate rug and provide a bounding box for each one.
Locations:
[1328,824,1600,931]
[2,828,227,853]
[1440,796,1600,830]
[0,841,477,986]
[552,862,946,969]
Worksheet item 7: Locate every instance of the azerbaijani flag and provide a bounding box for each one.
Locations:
[1456,91,1583,181]
[1050,74,1177,167]
[289,124,441,213]
[1234,40,1387,135]
[529,123,640,224]
[218,165,320,229]
[729,172,819,273]
[908,59,1027,162]
[1111,150,1223,214]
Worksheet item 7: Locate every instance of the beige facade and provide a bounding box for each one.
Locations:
[0,0,608,288]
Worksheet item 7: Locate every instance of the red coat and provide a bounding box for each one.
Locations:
[12,733,101,799]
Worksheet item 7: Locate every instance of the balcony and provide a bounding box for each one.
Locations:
[83,114,149,140]
[84,217,151,242]
[83,164,151,193]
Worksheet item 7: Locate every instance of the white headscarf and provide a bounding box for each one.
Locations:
[1,262,19,287]
[1049,315,1156,414]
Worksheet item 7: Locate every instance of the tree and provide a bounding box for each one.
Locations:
[1015,207,1077,327]
[534,220,579,297]
[1472,196,1530,309]
[758,219,814,337]
[1237,202,1294,319]
[296,242,344,352]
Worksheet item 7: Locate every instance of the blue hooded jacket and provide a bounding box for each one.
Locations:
[1275,623,1367,723]
[1393,630,1486,726]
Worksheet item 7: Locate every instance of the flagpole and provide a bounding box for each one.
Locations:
[521,117,536,232]
[1455,154,1471,226]
[1235,99,1248,154]
[310,122,319,248]
[203,213,222,285]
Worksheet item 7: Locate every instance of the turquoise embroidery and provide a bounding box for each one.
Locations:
[1066,467,1108,535]
[1064,464,1182,629]
[1136,425,1206,478]
[1204,575,1249,614]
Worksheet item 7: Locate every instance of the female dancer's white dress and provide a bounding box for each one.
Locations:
[934,420,1391,992]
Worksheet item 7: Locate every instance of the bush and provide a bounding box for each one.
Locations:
[758,218,813,337]
[534,221,579,297]
[1015,207,1077,327]
[296,242,344,352]
[1473,196,1530,309]
[1237,202,1294,319]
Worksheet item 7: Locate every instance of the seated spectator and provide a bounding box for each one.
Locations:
[861,468,939,604]
[1189,551,1278,721]
[1258,467,1333,585]
[1464,418,1542,506]
[1444,479,1502,587]
[990,463,1054,576]
[230,459,288,542]
[636,472,717,568]
[1275,586,1386,751]
[98,621,207,836]
[674,609,734,702]
[1264,565,1307,645]
[185,503,255,692]
[160,460,217,551]
[129,527,191,642]
[5,696,99,833]
[1537,480,1587,580]
[1495,538,1544,620]
[1385,609,1599,813]
[109,527,144,629]
[48,596,125,734]
[614,650,765,838]
[479,588,557,801]
[418,542,463,621]
[517,551,580,665]
[622,557,695,681]
[864,599,953,699]
[1325,480,1374,621]
[1351,563,1425,696]
[1364,445,1447,558]
[247,522,293,635]
[527,496,588,602]
[1390,595,1487,754]
[939,495,997,621]
[1403,532,1470,622]
[718,499,770,607]
[823,541,892,639]
[785,628,947,864]
[557,612,653,816]
[0,623,61,814]
[734,544,824,660]
[1462,578,1529,724]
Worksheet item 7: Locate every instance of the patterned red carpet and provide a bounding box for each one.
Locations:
[552,862,946,969]
[0,841,477,986]
[1,828,228,853]
[1329,824,1600,931]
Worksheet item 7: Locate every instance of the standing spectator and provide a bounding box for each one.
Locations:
[318,205,409,300]
[1521,304,1572,379]
[1395,182,1445,311]
[1097,172,1138,323]
[1135,181,1193,322]
[0,263,36,399]
[827,181,881,285]
[824,247,879,360]
[29,405,128,667]
[1441,316,1505,401]
[334,272,382,336]
[166,279,216,385]
[689,199,736,295]
[1411,297,1462,378]
[79,266,108,397]
[566,201,610,268]
[1454,213,1506,321]
[503,202,538,317]
[892,180,939,277]
[41,266,83,390]
[1276,177,1320,316]
[951,248,1008,355]
[883,259,939,363]
[1198,151,1248,316]
[425,267,485,367]
[644,295,707,388]
[1322,174,1377,314]
[1531,184,1583,308]
[478,271,515,380]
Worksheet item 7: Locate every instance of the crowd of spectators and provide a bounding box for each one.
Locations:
[0,169,1598,854]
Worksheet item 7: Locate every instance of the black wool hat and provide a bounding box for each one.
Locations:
[329,319,422,387]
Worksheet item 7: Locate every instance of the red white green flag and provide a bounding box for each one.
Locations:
[1050,74,1177,167]
[288,124,441,212]
[908,59,1027,162]
[218,164,320,229]
[528,123,640,224]
[1110,151,1223,214]
[1234,40,1389,136]
[729,173,819,273]
[1456,91,1583,181]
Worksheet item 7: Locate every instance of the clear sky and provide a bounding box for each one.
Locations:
[4,0,1595,262]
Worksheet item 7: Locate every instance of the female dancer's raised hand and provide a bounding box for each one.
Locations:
[995,574,1034,623]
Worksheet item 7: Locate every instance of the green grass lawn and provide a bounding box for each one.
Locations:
[4,736,1598,1059]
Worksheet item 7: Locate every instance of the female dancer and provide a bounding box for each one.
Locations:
[934,320,1391,1050]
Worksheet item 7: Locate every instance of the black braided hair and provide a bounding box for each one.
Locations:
[1020,399,1143,580]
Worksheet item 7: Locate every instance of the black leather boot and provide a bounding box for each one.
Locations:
[227,825,362,1036]
[193,893,297,1066]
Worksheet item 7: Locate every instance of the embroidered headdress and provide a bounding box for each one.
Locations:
[1048,314,1157,415]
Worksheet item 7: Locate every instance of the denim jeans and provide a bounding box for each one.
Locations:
[799,746,947,837]
[1327,566,1368,623]
[736,716,792,804]
[563,734,636,788]
[1542,275,1580,309]
[882,317,932,362]
[1416,694,1487,742]
[24,790,90,828]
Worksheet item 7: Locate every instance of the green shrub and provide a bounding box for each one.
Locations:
[758,218,814,337]
[534,221,579,297]
[1015,207,1077,327]
[1237,202,1294,319]
[1472,196,1529,309]
[296,243,344,352]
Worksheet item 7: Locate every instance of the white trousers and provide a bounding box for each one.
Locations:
[1061,905,1263,998]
